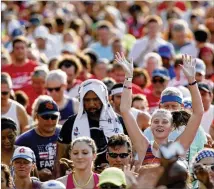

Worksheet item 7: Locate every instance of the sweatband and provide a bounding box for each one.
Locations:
[111,87,123,96]
[195,149,214,163]
[161,95,182,104]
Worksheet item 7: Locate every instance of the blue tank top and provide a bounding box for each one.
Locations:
[60,99,75,122]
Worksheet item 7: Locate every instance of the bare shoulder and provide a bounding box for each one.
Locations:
[56,175,68,185]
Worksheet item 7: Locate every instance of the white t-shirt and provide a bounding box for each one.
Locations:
[200,104,214,133]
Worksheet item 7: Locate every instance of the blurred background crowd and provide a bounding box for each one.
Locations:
[1,1,214,189]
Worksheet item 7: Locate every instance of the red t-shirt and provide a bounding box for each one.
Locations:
[2,60,38,96]
[146,91,160,114]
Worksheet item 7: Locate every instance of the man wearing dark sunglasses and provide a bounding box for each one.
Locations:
[15,96,61,181]
[106,134,132,169]
[45,69,79,125]
[146,67,170,114]
[57,56,82,98]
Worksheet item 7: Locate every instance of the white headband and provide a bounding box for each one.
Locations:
[111,87,123,96]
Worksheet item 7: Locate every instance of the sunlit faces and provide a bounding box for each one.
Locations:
[46,80,66,102]
[198,157,214,182]
[13,41,28,61]
[150,112,173,140]
[160,101,182,111]
[152,77,168,95]
[132,99,149,112]
[13,159,35,178]
[1,128,16,150]
[93,63,108,80]
[83,91,103,116]
[32,77,46,94]
[112,69,125,83]
[106,145,131,169]
[146,58,159,78]
[112,94,122,112]
[1,170,7,189]
[70,141,96,170]
[61,65,76,84]
[199,90,212,111]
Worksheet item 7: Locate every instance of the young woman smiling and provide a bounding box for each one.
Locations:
[115,52,204,166]
[57,137,99,189]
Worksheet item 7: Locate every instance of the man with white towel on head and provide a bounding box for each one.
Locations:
[54,79,124,177]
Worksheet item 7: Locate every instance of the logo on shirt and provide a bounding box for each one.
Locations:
[73,127,80,136]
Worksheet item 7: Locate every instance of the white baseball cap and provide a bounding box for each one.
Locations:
[195,58,206,76]
[41,180,66,189]
[12,146,36,162]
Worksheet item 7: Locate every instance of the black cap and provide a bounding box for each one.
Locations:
[37,100,59,116]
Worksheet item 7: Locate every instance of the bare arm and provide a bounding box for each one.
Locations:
[116,52,149,163]
[176,55,204,151]
[54,142,69,178]
[17,104,29,134]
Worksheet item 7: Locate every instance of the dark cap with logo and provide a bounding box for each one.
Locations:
[37,100,59,116]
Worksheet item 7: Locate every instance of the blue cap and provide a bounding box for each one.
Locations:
[158,45,172,59]
[11,28,24,38]
[195,58,206,75]
[152,67,170,80]
[37,100,59,116]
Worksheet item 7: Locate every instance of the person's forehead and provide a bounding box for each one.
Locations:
[72,141,92,150]
[46,80,62,86]
[199,157,214,164]
[14,41,26,47]
[162,101,181,106]
[108,144,129,151]
[1,83,10,89]
[152,113,171,120]
[84,90,99,98]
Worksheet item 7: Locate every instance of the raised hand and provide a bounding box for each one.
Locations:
[115,52,133,78]
[180,54,196,82]
[123,164,138,188]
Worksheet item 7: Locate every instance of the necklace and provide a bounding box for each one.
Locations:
[73,173,93,188]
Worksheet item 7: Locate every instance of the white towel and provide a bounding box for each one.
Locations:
[72,79,124,140]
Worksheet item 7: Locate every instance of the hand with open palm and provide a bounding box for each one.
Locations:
[180,54,196,83]
[115,52,133,78]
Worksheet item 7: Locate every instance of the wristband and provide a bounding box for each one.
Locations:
[125,77,133,82]
[123,85,132,90]
[189,80,197,86]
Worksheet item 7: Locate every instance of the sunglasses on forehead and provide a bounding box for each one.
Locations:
[40,114,58,120]
[46,86,61,92]
[152,78,165,84]
[107,152,129,159]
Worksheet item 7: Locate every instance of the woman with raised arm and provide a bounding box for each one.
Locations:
[115,52,204,165]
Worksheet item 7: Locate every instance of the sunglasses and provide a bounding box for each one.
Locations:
[108,152,129,159]
[60,61,73,68]
[152,78,165,84]
[2,91,10,95]
[204,164,214,172]
[46,86,61,92]
[40,114,58,120]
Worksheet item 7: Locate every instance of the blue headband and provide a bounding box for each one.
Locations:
[161,95,182,104]
[195,150,214,163]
